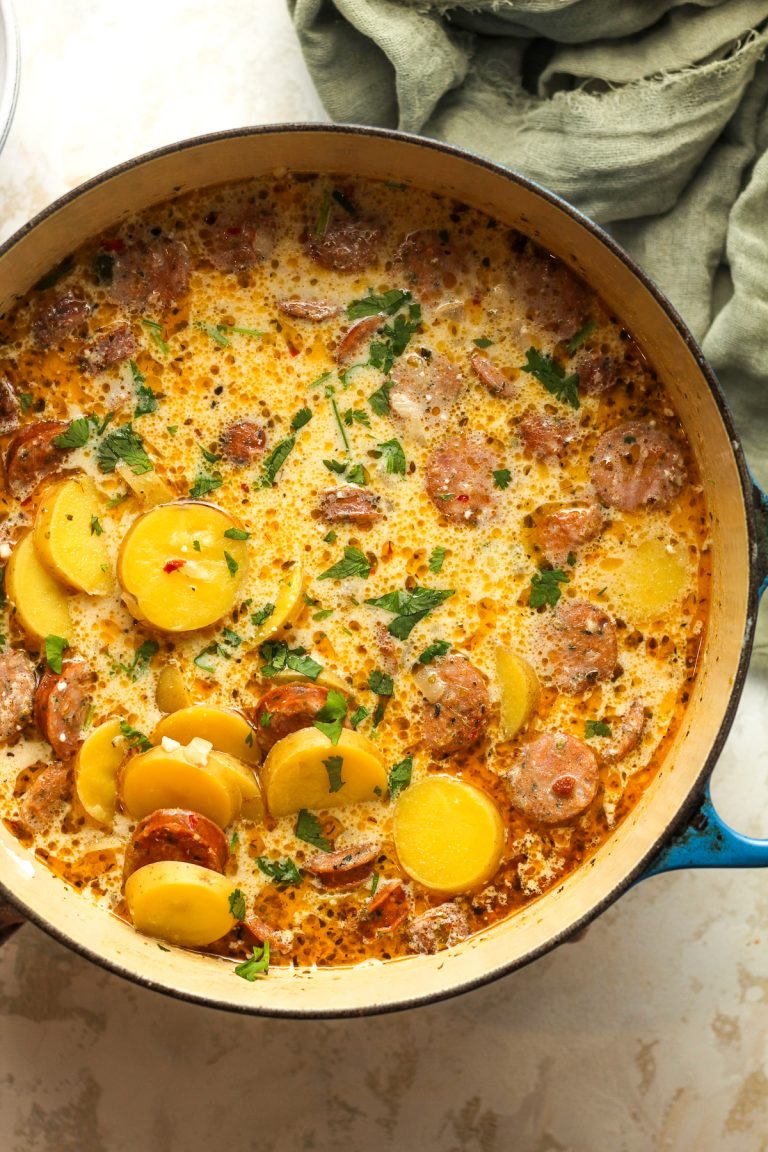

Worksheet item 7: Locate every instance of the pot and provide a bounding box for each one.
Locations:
[0,125,766,1017]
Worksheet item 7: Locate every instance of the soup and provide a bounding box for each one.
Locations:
[0,172,709,974]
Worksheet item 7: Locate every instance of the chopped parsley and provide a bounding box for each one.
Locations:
[195,321,231,347]
[368,380,393,416]
[529,567,569,609]
[250,603,275,629]
[119,721,152,753]
[376,438,406,476]
[224,527,250,541]
[19,392,34,412]
[189,470,223,498]
[235,941,270,981]
[224,551,239,578]
[428,545,448,574]
[473,337,494,349]
[114,638,159,681]
[368,302,422,376]
[493,469,511,490]
[566,320,596,355]
[141,317,169,356]
[166,425,178,437]
[256,857,303,887]
[258,436,295,488]
[313,688,348,745]
[322,459,368,486]
[349,705,370,730]
[323,754,345,793]
[418,640,451,664]
[259,711,272,728]
[371,872,381,897]
[89,515,103,536]
[365,585,455,640]
[318,546,372,582]
[323,530,337,544]
[199,444,222,465]
[368,669,394,697]
[193,630,241,674]
[105,491,129,509]
[259,640,322,681]
[347,288,412,321]
[585,719,612,739]
[44,635,69,674]
[228,888,247,921]
[53,417,91,450]
[130,360,160,417]
[291,407,313,432]
[342,407,371,428]
[295,809,331,851]
[96,424,153,475]
[388,756,413,800]
[313,608,334,622]
[520,347,580,410]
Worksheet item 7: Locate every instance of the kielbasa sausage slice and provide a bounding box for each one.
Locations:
[407,903,470,954]
[416,654,490,755]
[304,842,380,888]
[220,419,267,466]
[505,732,599,824]
[318,486,382,526]
[0,650,37,743]
[34,660,94,760]
[395,229,464,300]
[81,323,137,374]
[470,351,516,398]
[389,353,463,440]
[123,808,229,881]
[531,502,603,567]
[202,206,276,273]
[307,216,382,274]
[253,682,334,755]
[278,298,340,322]
[32,291,90,348]
[0,377,20,436]
[108,237,191,311]
[4,421,70,501]
[18,761,71,830]
[541,599,618,695]
[425,434,499,525]
[590,421,687,512]
[519,413,576,460]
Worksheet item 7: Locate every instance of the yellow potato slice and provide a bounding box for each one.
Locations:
[33,476,112,595]
[252,562,305,645]
[609,537,689,622]
[218,752,266,822]
[125,861,237,947]
[116,461,176,508]
[117,501,248,632]
[495,646,540,741]
[393,775,504,894]
[120,742,243,827]
[155,663,193,713]
[5,531,72,642]
[270,666,349,693]
[75,717,125,825]
[262,728,387,817]
[153,704,260,765]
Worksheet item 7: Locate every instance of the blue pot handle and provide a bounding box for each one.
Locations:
[640,476,768,879]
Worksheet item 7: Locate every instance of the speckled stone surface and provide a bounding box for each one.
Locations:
[1,3,767,1149]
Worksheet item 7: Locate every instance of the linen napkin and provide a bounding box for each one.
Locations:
[288,0,768,462]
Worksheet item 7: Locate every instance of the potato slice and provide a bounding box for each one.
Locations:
[33,476,112,595]
[124,860,237,947]
[116,461,176,508]
[120,742,243,827]
[153,704,260,765]
[252,562,305,645]
[270,666,349,693]
[155,663,193,713]
[117,501,248,631]
[262,728,387,817]
[75,717,125,825]
[5,531,72,642]
[609,537,690,621]
[495,646,540,741]
[218,752,265,822]
[393,775,504,894]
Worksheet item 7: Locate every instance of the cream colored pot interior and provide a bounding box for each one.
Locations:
[0,129,752,1016]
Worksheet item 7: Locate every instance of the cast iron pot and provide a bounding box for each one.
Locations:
[0,126,766,1017]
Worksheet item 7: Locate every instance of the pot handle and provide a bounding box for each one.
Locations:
[641,476,768,878]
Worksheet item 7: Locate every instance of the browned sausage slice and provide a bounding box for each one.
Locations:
[364,879,410,932]
[243,914,294,955]
[278,298,340,322]
[18,761,71,830]
[307,216,382,274]
[470,350,516,398]
[0,377,20,436]
[508,234,594,341]
[505,732,599,823]
[253,682,333,755]
[574,350,622,395]
[395,229,464,300]
[531,501,603,566]
[519,413,577,459]
[600,698,646,763]
[541,599,618,694]
[374,622,399,676]
[407,903,470,954]
[304,842,380,888]
[202,207,276,273]
[590,421,687,512]
[34,660,94,760]
[425,434,499,525]
[220,420,266,465]
[4,421,69,500]
[123,808,229,881]
[335,314,382,365]
[389,353,463,438]
[32,291,90,348]
[0,650,37,743]
[108,237,191,310]
[416,654,490,755]
[81,323,138,374]
[318,486,382,526]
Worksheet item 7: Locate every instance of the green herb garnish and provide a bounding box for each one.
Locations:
[428,546,448,574]
[291,407,313,431]
[529,568,569,609]
[119,721,152,753]
[229,888,247,921]
[566,320,596,356]
[347,288,411,321]
[224,551,239,578]
[258,436,295,488]
[520,347,580,410]
[90,515,103,536]
[141,317,169,356]
[388,757,413,800]
[313,688,348,745]
[256,857,303,886]
[295,809,331,851]
[44,635,69,674]
[493,469,511,490]
[224,527,250,541]
[318,546,372,582]
[585,719,612,739]
[376,438,406,476]
[235,941,270,981]
[53,417,91,450]
[365,586,455,640]
[323,755,345,793]
[96,424,153,475]
[418,640,451,664]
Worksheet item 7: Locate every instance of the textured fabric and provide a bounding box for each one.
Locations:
[289,0,768,457]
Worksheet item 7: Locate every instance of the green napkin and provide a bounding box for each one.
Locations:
[289,0,768,461]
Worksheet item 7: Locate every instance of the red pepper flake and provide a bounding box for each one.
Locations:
[163,558,186,573]
[287,343,300,358]
[99,237,125,253]
[457,493,470,502]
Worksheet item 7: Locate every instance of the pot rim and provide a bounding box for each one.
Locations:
[0,122,761,1018]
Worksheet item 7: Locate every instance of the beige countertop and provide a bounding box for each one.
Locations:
[1,2,767,1149]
